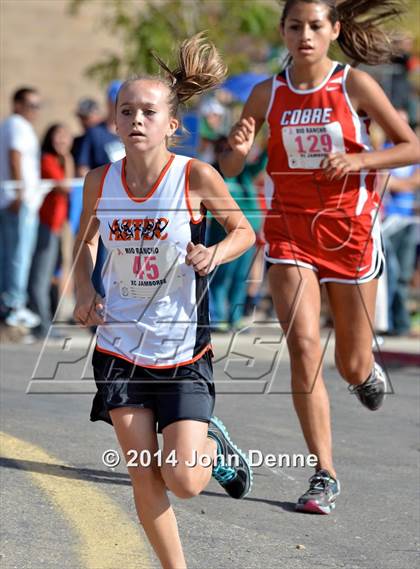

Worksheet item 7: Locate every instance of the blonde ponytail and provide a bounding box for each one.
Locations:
[152,32,227,114]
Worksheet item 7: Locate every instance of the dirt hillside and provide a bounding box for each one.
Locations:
[1,0,123,136]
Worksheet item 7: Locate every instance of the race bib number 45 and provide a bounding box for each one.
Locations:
[111,242,185,299]
[282,121,345,169]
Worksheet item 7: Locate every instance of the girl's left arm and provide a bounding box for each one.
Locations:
[185,160,256,276]
[323,68,420,180]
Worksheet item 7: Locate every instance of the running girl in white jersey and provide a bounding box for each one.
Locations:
[73,34,255,568]
[220,0,420,514]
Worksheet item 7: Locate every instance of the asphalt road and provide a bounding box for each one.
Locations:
[1,331,419,569]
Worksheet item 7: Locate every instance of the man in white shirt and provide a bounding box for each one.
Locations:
[0,87,42,328]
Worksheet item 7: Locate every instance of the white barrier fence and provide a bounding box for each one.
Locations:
[2,178,85,195]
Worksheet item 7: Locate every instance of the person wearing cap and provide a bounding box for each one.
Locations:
[75,81,125,178]
[198,96,227,164]
[75,81,125,297]
[71,98,101,165]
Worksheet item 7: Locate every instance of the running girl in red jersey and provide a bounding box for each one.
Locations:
[220,0,420,514]
[73,35,255,568]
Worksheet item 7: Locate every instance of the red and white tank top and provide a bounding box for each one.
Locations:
[265,61,379,216]
[95,154,211,368]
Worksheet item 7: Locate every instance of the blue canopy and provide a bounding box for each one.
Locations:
[221,72,270,102]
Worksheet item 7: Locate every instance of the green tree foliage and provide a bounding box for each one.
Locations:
[400,0,420,51]
[69,0,281,84]
[69,0,419,85]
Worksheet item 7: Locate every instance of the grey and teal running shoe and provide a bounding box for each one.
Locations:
[207,416,253,499]
[348,362,387,411]
[296,469,340,515]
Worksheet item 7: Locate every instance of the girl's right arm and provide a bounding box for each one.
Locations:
[73,166,107,327]
[219,78,272,177]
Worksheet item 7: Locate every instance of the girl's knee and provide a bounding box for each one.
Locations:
[335,352,373,384]
[288,335,324,389]
[288,335,322,363]
[161,465,202,499]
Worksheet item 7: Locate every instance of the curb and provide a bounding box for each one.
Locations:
[376,350,420,367]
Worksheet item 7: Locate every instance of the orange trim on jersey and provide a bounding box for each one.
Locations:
[185,158,204,225]
[94,163,112,212]
[121,153,175,203]
[94,342,212,369]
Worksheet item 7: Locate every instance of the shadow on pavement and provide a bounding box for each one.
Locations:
[0,456,131,486]
[2,457,299,512]
[201,489,296,512]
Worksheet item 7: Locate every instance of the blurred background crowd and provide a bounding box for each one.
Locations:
[0,0,419,344]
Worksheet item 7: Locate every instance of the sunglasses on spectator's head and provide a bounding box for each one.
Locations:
[24,101,41,110]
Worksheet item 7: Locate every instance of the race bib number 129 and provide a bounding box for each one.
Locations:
[282,121,345,169]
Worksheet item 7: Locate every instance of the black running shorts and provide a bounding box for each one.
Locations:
[90,348,215,432]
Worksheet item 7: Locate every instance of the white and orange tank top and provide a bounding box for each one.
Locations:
[265,61,379,217]
[95,154,211,368]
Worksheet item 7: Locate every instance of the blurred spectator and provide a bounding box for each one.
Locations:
[207,137,266,331]
[72,98,101,165]
[388,35,418,129]
[383,168,419,335]
[0,87,42,328]
[28,124,74,339]
[75,80,124,177]
[365,34,418,129]
[382,110,419,335]
[198,97,227,164]
[75,81,124,297]
[243,162,269,319]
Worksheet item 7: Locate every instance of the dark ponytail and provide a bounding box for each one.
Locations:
[336,0,405,64]
[41,123,65,156]
[280,0,406,65]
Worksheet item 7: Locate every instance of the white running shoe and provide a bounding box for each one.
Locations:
[348,362,387,411]
[5,307,41,329]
